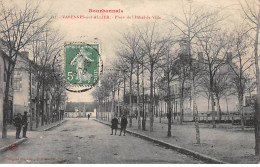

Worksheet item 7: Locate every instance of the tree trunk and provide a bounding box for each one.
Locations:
[180,83,184,124]
[225,96,229,114]
[254,17,260,156]
[167,70,171,137]
[2,72,11,138]
[111,89,115,118]
[41,83,45,126]
[117,85,120,118]
[137,64,141,129]
[36,87,40,128]
[194,102,200,144]
[216,96,222,122]
[129,63,133,127]
[238,94,244,130]
[150,65,154,132]
[210,77,216,128]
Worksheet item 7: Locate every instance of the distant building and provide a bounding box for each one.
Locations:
[65,102,96,118]
[157,40,240,122]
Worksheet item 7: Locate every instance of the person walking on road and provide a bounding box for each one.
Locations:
[22,111,28,138]
[87,114,90,120]
[110,116,118,135]
[13,113,23,139]
[119,115,128,136]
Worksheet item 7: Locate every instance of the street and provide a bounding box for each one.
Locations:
[0,118,202,164]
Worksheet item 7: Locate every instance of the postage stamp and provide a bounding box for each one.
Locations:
[65,43,101,92]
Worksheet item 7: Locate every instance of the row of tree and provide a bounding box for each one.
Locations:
[92,0,260,156]
[0,2,66,138]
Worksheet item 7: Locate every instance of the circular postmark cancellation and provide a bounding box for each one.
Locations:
[64,42,103,93]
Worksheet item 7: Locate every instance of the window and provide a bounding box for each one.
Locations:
[13,77,22,91]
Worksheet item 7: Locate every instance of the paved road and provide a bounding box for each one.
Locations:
[0,118,202,164]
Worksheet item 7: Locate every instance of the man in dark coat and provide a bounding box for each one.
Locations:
[119,115,128,136]
[13,113,23,139]
[110,116,118,135]
[22,111,28,138]
[87,114,90,120]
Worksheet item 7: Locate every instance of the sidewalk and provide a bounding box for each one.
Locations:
[0,120,66,152]
[97,117,258,164]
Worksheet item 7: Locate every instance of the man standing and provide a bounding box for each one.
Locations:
[119,115,128,136]
[13,113,23,139]
[22,111,28,138]
[87,114,90,120]
[110,116,118,135]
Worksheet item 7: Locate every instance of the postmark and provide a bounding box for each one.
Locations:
[65,43,102,92]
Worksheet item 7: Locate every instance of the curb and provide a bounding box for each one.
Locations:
[42,120,67,131]
[0,120,66,154]
[0,138,28,154]
[94,119,227,164]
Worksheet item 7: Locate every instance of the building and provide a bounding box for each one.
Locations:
[157,40,240,122]
[65,102,96,118]
[0,48,15,127]
[12,51,38,128]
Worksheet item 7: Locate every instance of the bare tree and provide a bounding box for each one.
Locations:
[29,26,63,127]
[227,24,255,130]
[168,2,224,130]
[137,22,171,132]
[119,30,141,127]
[196,29,231,128]
[240,0,260,156]
[213,70,233,122]
[158,42,179,137]
[0,1,49,138]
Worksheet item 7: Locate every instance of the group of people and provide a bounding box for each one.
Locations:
[110,115,128,136]
[13,111,28,139]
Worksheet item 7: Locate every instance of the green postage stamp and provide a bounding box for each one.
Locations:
[65,43,100,92]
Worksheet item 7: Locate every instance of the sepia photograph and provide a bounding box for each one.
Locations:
[0,0,259,165]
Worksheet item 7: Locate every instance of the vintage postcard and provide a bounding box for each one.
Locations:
[0,0,259,165]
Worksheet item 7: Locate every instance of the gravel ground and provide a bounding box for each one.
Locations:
[122,117,259,164]
[0,118,203,164]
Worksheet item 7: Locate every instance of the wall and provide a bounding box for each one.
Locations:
[13,55,30,115]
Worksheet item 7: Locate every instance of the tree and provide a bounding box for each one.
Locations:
[158,42,179,137]
[227,24,255,130]
[119,30,141,127]
[168,2,224,130]
[196,29,231,128]
[29,26,63,127]
[240,0,260,156]
[0,1,49,138]
[137,22,171,132]
[174,45,192,124]
[213,70,232,122]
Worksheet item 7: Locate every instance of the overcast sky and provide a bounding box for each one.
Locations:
[12,0,244,102]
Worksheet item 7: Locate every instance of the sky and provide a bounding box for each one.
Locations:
[10,0,247,102]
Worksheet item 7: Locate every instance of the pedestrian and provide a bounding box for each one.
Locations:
[87,114,90,120]
[110,116,118,135]
[22,111,28,138]
[13,113,23,139]
[119,115,128,136]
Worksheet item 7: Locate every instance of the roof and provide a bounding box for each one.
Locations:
[0,49,15,64]
[65,102,95,112]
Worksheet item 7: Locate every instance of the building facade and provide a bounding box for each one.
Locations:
[0,49,14,127]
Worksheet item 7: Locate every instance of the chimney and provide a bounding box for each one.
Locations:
[179,38,188,55]
[226,52,232,63]
[20,51,29,59]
